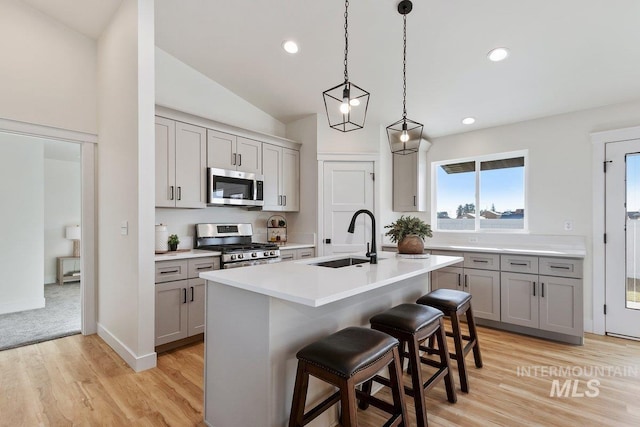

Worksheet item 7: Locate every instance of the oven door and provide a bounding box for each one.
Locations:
[208,168,264,207]
[223,258,281,269]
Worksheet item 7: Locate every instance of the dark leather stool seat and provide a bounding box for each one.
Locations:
[289,327,408,427]
[361,304,456,427]
[417,289,483,393]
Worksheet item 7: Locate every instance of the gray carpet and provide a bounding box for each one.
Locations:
[0,282,80,351]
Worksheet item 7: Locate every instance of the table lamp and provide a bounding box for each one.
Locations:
[65,225,81,257]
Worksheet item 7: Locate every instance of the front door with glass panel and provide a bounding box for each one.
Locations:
[605,139,640,339]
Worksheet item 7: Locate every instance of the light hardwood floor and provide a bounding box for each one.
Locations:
[1,326,639,426]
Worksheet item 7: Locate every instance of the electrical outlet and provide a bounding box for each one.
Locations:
[563,220,573,231]
[468,236,479,243]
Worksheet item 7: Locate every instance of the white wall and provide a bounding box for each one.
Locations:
[155,48,286,138]
[421,99,640,328]
[0,0,97,134]
[317,116,380,154]
[285,114,319,238]
[97,0,156,371]
[0,133,45,314]
[44,157,81,283]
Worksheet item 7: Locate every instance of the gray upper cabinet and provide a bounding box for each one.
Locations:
[155,117,207,208]
[206,129,262,175]
[262,143,299,212]
[393,151,427,212]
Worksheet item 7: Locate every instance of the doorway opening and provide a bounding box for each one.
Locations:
[0,132,82,350]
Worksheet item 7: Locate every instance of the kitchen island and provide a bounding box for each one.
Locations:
[200,252,462,427]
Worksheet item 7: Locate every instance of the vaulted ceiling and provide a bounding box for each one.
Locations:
[23,0,640,138]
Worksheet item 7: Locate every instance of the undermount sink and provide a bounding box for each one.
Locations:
[312,257,371,268]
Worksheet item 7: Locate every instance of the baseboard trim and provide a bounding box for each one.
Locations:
[97,323,157,372]
[0,296,45,315]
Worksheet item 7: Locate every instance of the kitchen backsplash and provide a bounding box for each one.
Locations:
[156,207,284,249]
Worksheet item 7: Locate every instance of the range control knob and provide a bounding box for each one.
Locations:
[269,251,275,256]
[238,253,244,259]
[251,252,258,258]
[230,254,237,260]
[264,251,270,256]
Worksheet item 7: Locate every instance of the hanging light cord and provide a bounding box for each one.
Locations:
[402,12,407,120]
[344,0,349,83]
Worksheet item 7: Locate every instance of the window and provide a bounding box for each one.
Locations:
[433,151,527,232]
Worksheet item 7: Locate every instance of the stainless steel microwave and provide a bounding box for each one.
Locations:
[207,168,264,207]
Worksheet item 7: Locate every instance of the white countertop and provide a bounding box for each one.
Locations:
[201,252,462,307]
[155,249,221,261]
[382,243,586,258]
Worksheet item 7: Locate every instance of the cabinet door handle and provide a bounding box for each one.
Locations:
[283,195,286,206]
[183,288,187,304]
[413,195,416,206]
[464,274,469,288]
[541,283,545,298]
[510,262,528,266]
[549,265,570,270]
[190,286,194,302]
[196,265,212,270]
[177,187,182,200]
[533,281,536,296]
[457,274,461,287]
[160,269,179,274]
[232,153,237,165]
[170,186,174,200]
[238,153,242,166]
[473,259,489,263]
[278,195,282,206]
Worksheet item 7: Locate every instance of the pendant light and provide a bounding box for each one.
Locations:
[387,0,423,155]
[322,0,370,132]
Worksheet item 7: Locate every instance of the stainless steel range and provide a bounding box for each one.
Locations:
[195,223,281,269]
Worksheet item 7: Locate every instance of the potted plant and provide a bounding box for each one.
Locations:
[168,234,180,251]
[384,215,432,254]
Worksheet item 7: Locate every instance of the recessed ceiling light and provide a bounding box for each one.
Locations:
[282,40,299,54]
[487,47,509,62]
[462,117,476,125]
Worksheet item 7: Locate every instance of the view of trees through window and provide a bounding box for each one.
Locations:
[434,153,526,231]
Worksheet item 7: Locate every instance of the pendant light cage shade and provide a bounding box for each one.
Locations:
[387,117,423,155]
[323,81,370,132]
[388,0,423,155]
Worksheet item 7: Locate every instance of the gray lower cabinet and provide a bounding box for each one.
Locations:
[431,252,500,321]
[500,255,583,338]
[279,247,315,262]
[155,256,220,346]
[432,250,584,343]
[501,271,582,336]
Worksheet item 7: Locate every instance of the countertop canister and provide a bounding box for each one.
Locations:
[155,224,169,252]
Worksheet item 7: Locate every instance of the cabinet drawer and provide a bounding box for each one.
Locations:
[539,257,583,278]
[501,254,539,274]
[188,257,220,278]
[464,252,500,270]
[280,249,295,262]
[155,260,188,283]
[297,248,315,259]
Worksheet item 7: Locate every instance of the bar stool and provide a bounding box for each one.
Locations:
[416,289,483,393]
[288,326,409,427]
[360,303,456,427]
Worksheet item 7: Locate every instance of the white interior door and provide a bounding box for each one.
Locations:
[322,161,374,256]
[605,139,640,338]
